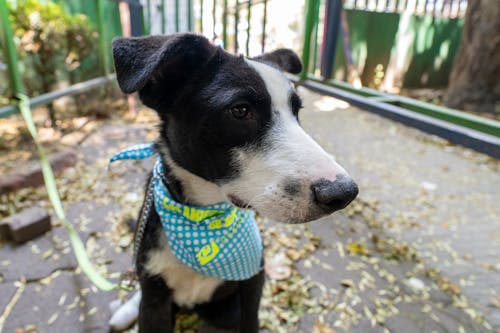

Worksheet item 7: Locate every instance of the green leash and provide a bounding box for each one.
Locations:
[17,94,127,292]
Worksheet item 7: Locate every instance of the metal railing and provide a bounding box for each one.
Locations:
[300,0,500,158]
[344,0,467,18]
[194,0,270,55]
[0,0,271,118]
[1,0,499,158]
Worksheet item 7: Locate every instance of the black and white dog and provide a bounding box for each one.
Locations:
[111,33,358,333]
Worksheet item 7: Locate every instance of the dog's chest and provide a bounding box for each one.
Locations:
[145,237,223,308]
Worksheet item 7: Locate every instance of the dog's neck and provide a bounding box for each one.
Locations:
[157,142,226,206]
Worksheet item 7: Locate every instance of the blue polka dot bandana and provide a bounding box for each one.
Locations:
[110,144,263,281]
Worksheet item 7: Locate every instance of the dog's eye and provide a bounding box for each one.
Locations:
[230,105,250,120]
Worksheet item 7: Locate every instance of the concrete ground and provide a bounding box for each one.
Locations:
[0,88,498,333]
[299,88,499,331]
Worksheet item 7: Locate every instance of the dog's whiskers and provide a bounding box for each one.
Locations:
[244,191,269,209]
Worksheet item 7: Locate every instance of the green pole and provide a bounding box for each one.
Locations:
[147,0,152,34]
[300,0,318,80]
[312,0,321,74]
[141,0,149,35]
[175,0,180,32]
[222,0,228,47]
[95,0,110,75]
[246,0,252,56]
[187,0,193,31]
[161,0,166,34]
[199,0,204,33]
[0,0,26,96]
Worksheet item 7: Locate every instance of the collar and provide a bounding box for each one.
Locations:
[110,143,263,280]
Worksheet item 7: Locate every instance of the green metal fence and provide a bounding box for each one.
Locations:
[303,1,465,88]
[0,0,481,102]
[344,0,468,18]
[1,0,499,143]
[0,0,275,118]
[299,0,500,140]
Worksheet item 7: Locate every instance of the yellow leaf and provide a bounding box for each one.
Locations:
[314,319,337,333]
[346,242,370,256]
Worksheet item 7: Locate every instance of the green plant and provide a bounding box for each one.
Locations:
[7,0,98,97]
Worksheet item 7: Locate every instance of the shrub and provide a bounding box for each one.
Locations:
[4,0,98,97]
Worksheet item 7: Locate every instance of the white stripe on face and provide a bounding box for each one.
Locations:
[244,60,294,114]
[220,60,350,223]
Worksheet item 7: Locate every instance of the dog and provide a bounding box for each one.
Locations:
[110,33,358,333]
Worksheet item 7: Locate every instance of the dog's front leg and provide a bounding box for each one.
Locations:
[138,274,177,333]
[239,270,265,333]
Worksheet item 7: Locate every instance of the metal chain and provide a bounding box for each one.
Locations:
[133,181,155,261]
[133,161,172,261]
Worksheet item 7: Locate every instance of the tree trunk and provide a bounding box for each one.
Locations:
[444,0,500,115]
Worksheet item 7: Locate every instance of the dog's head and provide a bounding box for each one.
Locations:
[113,33,358,223]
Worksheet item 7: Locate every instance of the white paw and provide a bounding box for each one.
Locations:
[109,290,142,331]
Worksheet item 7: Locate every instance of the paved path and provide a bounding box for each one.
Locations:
[298,88,500,331]
[0,122,153,333]
[0,89,498,333]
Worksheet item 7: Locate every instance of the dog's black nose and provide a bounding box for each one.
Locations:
[311,176,358,212]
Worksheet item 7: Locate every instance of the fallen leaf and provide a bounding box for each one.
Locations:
[341,279,355,288]
[265,253,292,280]
[314,318,337,333]
[346,242,370,256]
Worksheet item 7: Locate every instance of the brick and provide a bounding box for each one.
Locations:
[21,168,45,188]
[0,173,26,193]
[1,207,51,243]
[49,149,78,173]
[0,149,77,195]
[0,201,124,282]
[0,221,8,238]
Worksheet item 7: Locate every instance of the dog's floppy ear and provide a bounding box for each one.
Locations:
[112,33,216,94]
[254,49,302,74]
